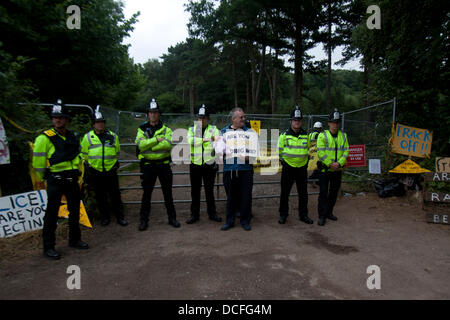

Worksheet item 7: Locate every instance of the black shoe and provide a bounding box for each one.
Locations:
[318,217,326,226]
[278,216,287,224]
[242,224,252,231]
[139,221,148,231]
[209,215,222,223]
[300,216,314,224]
[221,224,234,231]
[69,240,89,250]
[169,219,181,228]
[43,249,61,260]
[100,219,110,226]
[327,214,338,221]
[117,218,128,226]
[186,216,199,224]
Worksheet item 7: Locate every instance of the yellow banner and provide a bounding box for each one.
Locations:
[389,159,431,174]
[391,123,432,158]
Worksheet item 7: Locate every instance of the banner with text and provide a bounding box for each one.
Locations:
[392,123,432,158]
[347,145,366,167]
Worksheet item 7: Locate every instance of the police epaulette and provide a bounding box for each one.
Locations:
[44,129,56,137]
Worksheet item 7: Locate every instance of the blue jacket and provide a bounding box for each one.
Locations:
[220,124,254,172]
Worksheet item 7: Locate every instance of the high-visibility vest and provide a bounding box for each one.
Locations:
[81,130,120,172]
[135,122,173,163]
[278,128,310,168]
[309,131,320,143]
[187,123,219,165]
[32,128,81,181]
[316,130,349,172]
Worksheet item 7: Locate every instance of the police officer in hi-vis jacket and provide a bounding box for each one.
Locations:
[33,101,88,260]
[81,106,127,227]
[186,105,222,224]
[278,106,314,225]
[135,99,180,231]
[316,109,349,226]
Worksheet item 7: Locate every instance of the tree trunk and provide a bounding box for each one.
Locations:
[189,84,194,115]
[327,6,332,110]
[255,44,266,110]
[272,59,278,113]
[232,56,238,108]
[250,49,257,113]
[245,68,250,110]
[294,28,304,106]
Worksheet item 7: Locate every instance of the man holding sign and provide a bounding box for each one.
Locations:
[32,101,88,260]
[215,108,258,231]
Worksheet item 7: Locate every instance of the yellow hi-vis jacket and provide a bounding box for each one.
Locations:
[32,128,81,182]
[187,123,219,165]
[316,130,349,172]
[135,121,173,163]
[81,130,120,172]
[278,127,310,168]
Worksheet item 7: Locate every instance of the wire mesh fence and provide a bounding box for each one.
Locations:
[8,99,396,204]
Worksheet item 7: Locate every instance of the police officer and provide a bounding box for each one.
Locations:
[33,101,88,260]
[308,121,323,184]
[316,109,349,226]
[186,105,222,224]
[278,106,313,225]
[81,106,127,227]
[309,122,323,143]
[136,99,180,231]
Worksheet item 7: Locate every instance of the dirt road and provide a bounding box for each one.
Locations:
[1,168,449,300]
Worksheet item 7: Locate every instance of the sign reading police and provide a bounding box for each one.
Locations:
[0,190,46,238]
[392,123,432,158]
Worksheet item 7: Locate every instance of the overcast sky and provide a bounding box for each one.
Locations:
[122,0,362,70]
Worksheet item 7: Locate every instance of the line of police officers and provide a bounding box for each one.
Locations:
[33,100,348,260]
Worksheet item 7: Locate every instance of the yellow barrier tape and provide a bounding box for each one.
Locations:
[0,111,45,134]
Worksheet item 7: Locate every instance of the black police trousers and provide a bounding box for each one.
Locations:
[279,163,309,218]
[318,170,342,218]
[86,167,124,222]
[139,163,176,223]
[223,170,253,226]
[43,171,81,251]
[189,163,218,218]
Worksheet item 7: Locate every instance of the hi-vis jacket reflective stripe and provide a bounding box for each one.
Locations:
[135,123,173,162]
[32,128,81,182]
[278,128,310,168]
[316,130,349,172]
[187,124,219,165]
[81,130,120,172]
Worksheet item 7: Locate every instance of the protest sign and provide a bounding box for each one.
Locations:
[435,157,450,173]
[0,190,91,238]
[0,190,47,237]
[391,123,432,158]
[0,117,11,165]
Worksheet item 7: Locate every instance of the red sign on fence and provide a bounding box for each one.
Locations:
[347,145,366,167]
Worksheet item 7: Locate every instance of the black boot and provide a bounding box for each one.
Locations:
[208,214,222,222]
[186,216,199,224]
[327,214,338,221]
[300,216,314,224]
[278,216,287,224]
[318,216,326,226]
[139,221,148,231]
[43,248,61,260]
[169,218,181,228]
